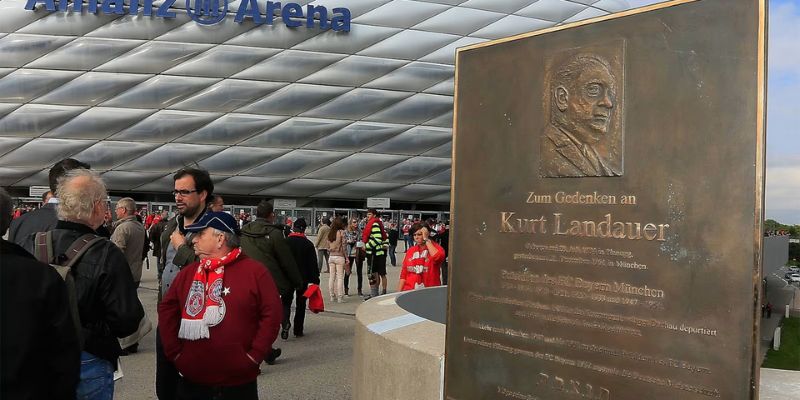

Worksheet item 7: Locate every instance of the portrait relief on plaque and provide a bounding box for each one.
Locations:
[539,41,625,178]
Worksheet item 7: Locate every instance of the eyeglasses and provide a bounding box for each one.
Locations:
[172,189,198,197]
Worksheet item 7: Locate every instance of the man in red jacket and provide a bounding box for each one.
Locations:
[158,211,282,399]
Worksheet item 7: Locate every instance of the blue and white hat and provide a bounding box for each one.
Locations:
[185,211,239,235]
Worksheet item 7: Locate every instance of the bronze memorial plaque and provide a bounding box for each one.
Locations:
[444,0,766,399]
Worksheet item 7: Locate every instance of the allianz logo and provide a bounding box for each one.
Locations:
[24,0,352,30]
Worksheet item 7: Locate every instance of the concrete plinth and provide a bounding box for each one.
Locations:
[353,290,445,400]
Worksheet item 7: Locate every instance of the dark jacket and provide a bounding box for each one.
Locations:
[149,218,167,261]
[286,234,320,286]
[23,221,145,366]
[8,203,57,246]
[158,215,198,274]
[158,213,203,302]
[438,229,449,256]
[1,239,80,400]
[388,228,399,246]
[95,224,111,239]
[240,218,302,296]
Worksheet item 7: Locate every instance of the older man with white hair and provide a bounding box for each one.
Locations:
[23,168,144,400]
[159,211,282,399]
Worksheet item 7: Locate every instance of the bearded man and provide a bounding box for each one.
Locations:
[156,167,212,399]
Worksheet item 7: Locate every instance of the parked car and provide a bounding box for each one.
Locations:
[788,266,799,273]
[788,274,800,284]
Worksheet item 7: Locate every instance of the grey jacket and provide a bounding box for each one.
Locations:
[110,216,146,283]
[158,214,201,300]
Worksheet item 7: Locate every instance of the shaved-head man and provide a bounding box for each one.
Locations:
[208,195,225,212]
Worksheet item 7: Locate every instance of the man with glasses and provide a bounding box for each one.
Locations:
[156,168,213,400]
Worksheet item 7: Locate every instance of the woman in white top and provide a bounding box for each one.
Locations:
[327,217,349,303]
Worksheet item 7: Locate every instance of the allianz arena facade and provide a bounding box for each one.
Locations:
[0,0,637,207]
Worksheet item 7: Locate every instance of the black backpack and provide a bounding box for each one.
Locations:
[34,232,104,348]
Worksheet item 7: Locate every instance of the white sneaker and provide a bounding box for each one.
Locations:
[337,297,344,303]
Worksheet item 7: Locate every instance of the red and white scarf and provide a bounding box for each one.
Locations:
[288,232,306,238]
[179,247,241,340]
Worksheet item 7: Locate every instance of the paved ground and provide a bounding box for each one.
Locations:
[114,247,408,400]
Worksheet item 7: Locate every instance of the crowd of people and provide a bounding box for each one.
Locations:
[312,212,450,302]
[1,158,451,400]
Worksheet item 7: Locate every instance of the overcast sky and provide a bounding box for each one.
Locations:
[625,0,799,224]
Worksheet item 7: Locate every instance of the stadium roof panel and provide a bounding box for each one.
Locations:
[0,0,638,202]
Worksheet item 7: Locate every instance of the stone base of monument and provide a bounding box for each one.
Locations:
[353,287,446,400]
[353,286,800,400]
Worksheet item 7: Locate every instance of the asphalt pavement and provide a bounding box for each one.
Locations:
[114,246,408,400]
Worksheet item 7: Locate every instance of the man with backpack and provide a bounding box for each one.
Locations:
[0,187,81,399]
[23,168,144,399]
[240,200,302,349]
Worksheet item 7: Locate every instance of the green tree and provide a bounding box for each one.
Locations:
[765,219,782,231]
[764,219,795,235]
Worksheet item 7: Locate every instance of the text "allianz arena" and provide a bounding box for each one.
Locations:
[24,0,352,31]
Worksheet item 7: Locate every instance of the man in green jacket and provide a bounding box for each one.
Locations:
[241,200,303,344]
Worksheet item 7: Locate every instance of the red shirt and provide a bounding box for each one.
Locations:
[144,214,155,229]
[400,242,445,291]
[158,255,282,386]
